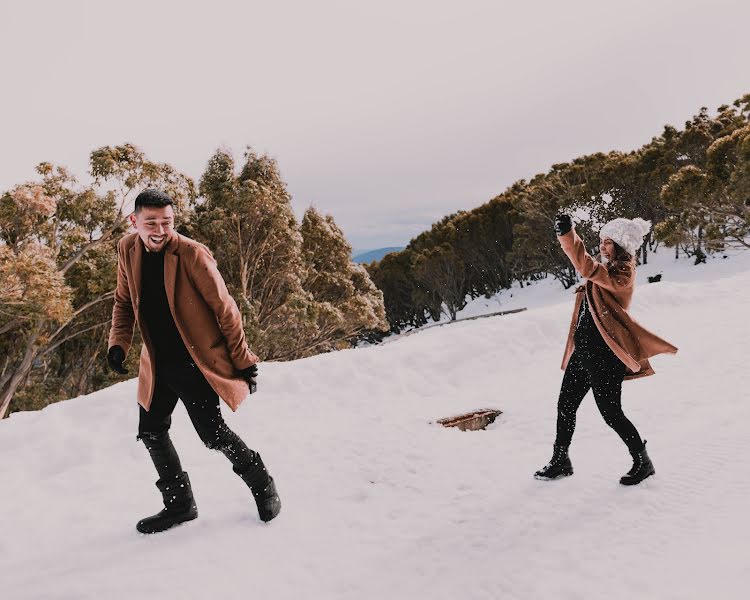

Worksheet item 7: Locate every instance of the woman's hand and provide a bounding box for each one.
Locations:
[554,214,572,236]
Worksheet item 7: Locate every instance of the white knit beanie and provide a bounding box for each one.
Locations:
[599,218,652,256]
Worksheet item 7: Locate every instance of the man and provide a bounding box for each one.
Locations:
[107,189,280,534]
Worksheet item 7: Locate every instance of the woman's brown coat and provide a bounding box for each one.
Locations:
[108,231,258,411]
[559,228,677,379]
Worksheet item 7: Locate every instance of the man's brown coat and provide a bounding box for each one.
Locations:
[108,231,258,411]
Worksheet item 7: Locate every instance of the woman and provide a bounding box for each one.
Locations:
[535,214,677,485]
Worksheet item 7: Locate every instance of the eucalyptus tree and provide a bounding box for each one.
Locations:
[0,145,194,417]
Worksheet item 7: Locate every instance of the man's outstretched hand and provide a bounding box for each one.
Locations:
[554,214,573,236]
[107,345,128,375]
[240,364,258,394]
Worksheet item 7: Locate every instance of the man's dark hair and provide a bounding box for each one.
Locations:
[134,189,174,212]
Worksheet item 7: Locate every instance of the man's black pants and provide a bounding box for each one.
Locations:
[555,349,643,453]
[138,360,256,478]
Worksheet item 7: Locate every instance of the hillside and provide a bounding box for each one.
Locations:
[423,244,749,325]
[1,247,749,600]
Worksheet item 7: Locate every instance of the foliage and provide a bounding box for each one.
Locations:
[187,147,388,361]
[370,94,750,332]
[0,146,194,417]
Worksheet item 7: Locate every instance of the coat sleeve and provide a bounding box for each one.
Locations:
[108,238,136,354]
[558,228,634,292]
[190,245,258,370]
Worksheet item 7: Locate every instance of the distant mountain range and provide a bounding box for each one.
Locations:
[352,247,405,263]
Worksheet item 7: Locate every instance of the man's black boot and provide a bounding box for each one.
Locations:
[235,454,281,522]
[137,431,196,534]
[534,444,574,480]
[620,440,655,486]
[136,471,198,534]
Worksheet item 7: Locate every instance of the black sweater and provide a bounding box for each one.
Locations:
[573,290,610,354]
[140,249,192,365]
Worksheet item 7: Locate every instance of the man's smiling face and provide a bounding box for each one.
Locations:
[130,205,175,252]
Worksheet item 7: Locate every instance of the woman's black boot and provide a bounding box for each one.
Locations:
[235,454,281,522]
[534,444,574,480]
[620,440,655,485]
[136,471,198,533]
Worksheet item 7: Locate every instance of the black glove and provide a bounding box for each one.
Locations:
[240,364,258,394]
[554,213,572,236]
[107,345,128,375]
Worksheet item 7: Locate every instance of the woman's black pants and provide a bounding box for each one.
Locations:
[138,360,256,480]
[555,349,643,453]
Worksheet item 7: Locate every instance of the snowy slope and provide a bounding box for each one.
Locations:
[1,249,749,600]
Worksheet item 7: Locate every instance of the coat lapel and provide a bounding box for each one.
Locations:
[163,233,179,316]
[129,237,144,312]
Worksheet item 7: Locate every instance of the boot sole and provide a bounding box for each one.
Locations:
[534,470,574,481]
[619,469,655,486]
[136,512,198,534]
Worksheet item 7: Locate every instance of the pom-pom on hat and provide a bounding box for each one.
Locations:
[599,218,651,256]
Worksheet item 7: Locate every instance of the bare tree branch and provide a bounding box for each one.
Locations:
[0,319,23,336]
[37,320,112,360]
[46,291,115,344]
[58,214,129,275]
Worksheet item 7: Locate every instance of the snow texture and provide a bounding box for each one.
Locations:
[1,248,749,600]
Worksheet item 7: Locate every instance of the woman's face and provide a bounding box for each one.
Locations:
[599,238,615,263]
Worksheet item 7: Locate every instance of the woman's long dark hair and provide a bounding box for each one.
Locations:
[607,241,635,282]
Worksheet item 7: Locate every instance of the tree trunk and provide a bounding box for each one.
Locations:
[0,327,41,419]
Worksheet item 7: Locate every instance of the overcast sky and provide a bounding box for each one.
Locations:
[1,0,748,251]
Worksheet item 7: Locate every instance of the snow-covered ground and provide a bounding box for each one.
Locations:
[2,247,749,600]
